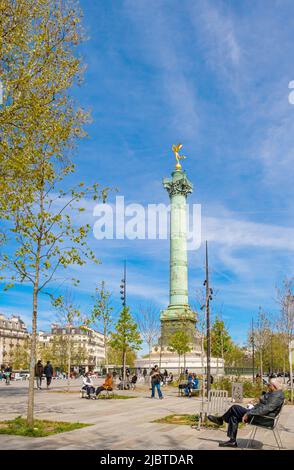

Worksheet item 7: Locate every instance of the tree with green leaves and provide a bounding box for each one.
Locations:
[91,281,113,373]
[0,0,108,427]
[211,316,233,373]
[0,0,88,211]
[109,306,142,384]
[168,330,191,375]
[11,338,30,370]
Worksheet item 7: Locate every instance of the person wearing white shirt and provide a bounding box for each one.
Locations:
[82,373,95,399]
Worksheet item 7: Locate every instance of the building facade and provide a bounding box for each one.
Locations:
[0,314,29,368]
[38,323,106,371]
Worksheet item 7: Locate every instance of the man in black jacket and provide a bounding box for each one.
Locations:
[208,378,285,447]
[44,361,53,389]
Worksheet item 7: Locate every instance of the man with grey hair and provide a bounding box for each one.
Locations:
[208,378,285,447]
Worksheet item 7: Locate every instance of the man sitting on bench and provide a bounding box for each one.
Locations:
[96,373,113,397]
[208,378,285,447]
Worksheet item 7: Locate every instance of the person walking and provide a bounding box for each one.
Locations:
[44,361,53,389]
[143,368,147,383]
[163,369,168,385]
[35,360,44,390]
[150,365,163,399]
[4,365,12,385]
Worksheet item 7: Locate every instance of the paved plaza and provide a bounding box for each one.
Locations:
[0,379,293,450]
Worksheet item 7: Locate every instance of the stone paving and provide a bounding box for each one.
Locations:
[0,379,293,450]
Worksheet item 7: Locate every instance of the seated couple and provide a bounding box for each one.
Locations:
[82,372,113,399]
[208,378,285,447]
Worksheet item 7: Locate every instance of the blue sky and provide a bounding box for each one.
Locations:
[1,0,294,350]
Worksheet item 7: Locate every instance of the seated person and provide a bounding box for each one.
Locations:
[96,373,113,396]
[82,372,95,398]
[208,378,285,447]
[185,374,199,396]
[117,376,130,390]
[167,372,173,384]
[130,374,137,389]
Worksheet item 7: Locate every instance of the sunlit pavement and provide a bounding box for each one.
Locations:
[0,380,293,450]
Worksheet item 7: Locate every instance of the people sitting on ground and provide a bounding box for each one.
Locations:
[208,378,285,448]
[82,372,95,399]
[185,374,199,397]
[96,373,113,396]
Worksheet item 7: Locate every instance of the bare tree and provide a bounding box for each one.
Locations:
[91,281,113,373]
[52,290,81,392]
[254,307,271,381]
[136,304,159,374]
[276,278,294,401]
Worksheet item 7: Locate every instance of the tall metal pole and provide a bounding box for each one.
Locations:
[205,241,211,396]
[123,259,127,307]
[252,318,255,383]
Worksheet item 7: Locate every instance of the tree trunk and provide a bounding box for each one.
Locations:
[67,337,71,392]
[104,322,108,373]
[289,342,293,402]
[178,354,181,377]
[260,351,263,387]
[27,281,38,426]
[148,343,151,375]
[123,349,126,388]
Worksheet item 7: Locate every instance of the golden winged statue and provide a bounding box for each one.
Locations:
[172,143,187,169]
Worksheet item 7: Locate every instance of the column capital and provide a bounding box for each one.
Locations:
[163,170,193,198]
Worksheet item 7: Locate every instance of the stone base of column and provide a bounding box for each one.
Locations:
[159,306,199,351]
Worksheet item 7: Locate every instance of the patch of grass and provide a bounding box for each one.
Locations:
[153,413,245,429]
[153,414,224,428]
[100,394,137,399]
[0,416,91,437]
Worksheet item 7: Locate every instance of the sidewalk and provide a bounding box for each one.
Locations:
[0,380,293,450]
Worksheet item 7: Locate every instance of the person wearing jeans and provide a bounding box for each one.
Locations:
[150,366,163,399]
[35,360,44,390]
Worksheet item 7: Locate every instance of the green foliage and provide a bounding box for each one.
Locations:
[38,335,87,370]
[212,376,267,398]
[0,0,88,211]
[168,330,191,357]
[109,307,142,355]
[211,316,233,358]
[11,338,30,369]
[0,416,90,437]
[91,281,113,331]
[107,347,137,367]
